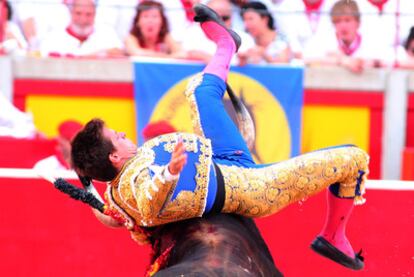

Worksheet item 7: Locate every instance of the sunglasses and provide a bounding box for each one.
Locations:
[221,15,231,21]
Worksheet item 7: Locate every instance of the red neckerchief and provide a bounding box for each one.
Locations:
[303,0,324,13]
[367,0,389,13]
[0,2,6,48]
[65,26,92,43]
[303,0,324,33]
[338,33,362,56]
[180,0,195,22]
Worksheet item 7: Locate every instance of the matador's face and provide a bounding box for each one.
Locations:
[102,126,137,168]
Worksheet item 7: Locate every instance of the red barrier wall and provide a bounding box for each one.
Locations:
[1,178,412,276]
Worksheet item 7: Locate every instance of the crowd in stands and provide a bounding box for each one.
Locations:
[1,0,414,71]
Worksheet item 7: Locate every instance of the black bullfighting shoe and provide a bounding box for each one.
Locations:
[193,3,241,52]
[311,236,364,270]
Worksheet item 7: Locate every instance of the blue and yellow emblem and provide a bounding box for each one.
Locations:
[134,62,303,162]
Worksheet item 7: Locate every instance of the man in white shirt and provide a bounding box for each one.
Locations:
[272,0,337,59]
[39,0,124,58]
[0,0,27,55]
[11,0,70,51]
[94,0,136,42]
[358,0,398,52]
[304,0,391,73]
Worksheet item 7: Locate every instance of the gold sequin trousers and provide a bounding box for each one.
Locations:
[183,73,369,218]
[218,146,369,218]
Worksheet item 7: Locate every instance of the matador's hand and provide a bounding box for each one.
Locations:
[168,140,187,175]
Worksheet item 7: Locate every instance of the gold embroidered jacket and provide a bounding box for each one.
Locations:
[106,133,214,227]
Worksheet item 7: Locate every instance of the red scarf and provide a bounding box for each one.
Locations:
[303,0,324,33]
[66,26,92,43]
[367,0,389,13]
[338,33,362,56]
[0,1,6,48]
[180,0,195,22]
[303,0,324,13]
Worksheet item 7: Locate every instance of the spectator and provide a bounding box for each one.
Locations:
[358,0,397,53]
[0,0,27,55]
[240,1,291,64]
[399,1,414,51]
[142,120,176,141]
[39,0,124,58]
[304,0,388,73]
[33,120,83,172]
[125,1,186,58]
[11,0,70,52]
[228,0,277,34]
[157,0,200,43]
[397,26,414,69]
[182,0,255,65]
[95,0,201,44]
[272,0,336,59]
[94,0,137,42]
[0,93,37,138]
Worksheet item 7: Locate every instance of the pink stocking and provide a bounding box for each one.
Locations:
[201,21,236,81]
[319,189,356,258]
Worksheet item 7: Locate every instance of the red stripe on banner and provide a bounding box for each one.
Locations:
[13,79,134,110]
[304,89,383,108]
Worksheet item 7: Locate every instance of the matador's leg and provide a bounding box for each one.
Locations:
[219,145,369,270]
[184,5,253,163]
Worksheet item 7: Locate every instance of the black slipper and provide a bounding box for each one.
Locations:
[193,3,241,52]
[311,236,364,270]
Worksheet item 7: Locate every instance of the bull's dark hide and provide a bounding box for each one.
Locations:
[150,214,283,276]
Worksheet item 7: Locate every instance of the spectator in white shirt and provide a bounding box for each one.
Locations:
[227,0,277,34]
[272,0,336,59]
[0,1,27,55]
[39,0,124,58]
[397,26,414,69]
[358,0,397,53]
[240,1,291,64]
[94,0,137,42]
[11,0,70,51]
[304,0,388,73]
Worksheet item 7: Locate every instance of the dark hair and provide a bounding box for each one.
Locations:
[71,118,118,182]
[330,0,360,22]
[404,26,414,51]
[5,1,12,21]
[130,1,169,48]
[241,1,275,30]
